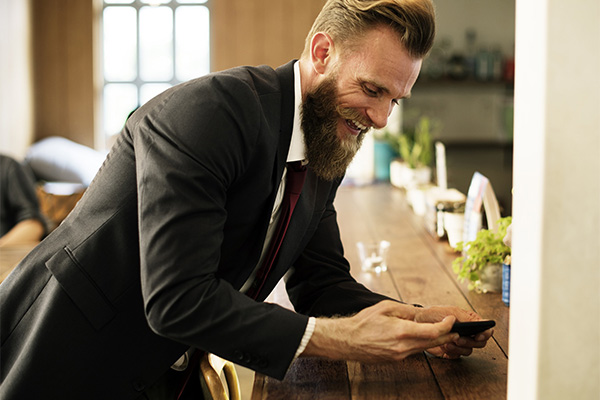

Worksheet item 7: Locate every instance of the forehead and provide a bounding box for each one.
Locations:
[337,26,422,98]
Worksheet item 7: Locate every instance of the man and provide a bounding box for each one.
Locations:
[0,0,492,398]
[0,154,46,247]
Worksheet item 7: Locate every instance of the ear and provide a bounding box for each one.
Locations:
[310,32,335,75]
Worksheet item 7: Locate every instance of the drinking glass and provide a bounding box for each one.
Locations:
[356,240,390,273]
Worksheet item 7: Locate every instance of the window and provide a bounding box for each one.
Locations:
[101,0,210,145]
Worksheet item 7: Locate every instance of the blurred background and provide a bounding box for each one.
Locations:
[0,0,515,214]
[1,2,598,399]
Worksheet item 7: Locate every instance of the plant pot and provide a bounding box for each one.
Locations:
[478,263,503,293]
[406,184,434,216]
[390,160,431,189]
[373,141,397,181]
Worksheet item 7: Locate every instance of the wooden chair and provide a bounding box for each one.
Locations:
[199,353,241,400]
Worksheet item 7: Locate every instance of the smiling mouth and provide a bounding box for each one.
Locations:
[345,119,369,135]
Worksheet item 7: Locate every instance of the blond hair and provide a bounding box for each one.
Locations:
[302,0,436,59]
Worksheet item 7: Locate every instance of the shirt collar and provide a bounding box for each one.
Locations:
[286,61,307,163]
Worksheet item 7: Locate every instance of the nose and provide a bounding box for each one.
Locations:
[366,102,394,129]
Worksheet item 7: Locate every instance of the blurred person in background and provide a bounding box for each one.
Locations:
[0,154,46,247]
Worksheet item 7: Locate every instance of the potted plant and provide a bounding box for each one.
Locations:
[390,116,434,190]
[452,216,512,292]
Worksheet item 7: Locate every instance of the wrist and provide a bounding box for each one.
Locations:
[300,317,349,360]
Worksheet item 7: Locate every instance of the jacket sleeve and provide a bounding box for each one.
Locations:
[132,73,307,380]
[285,179,394,317]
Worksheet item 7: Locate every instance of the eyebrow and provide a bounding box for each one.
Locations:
[362,79,411,100]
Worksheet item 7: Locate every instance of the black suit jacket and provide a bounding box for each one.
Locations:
[0,61,390,399]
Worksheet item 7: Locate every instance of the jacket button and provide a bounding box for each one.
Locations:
[132,379,146,392]
[258,358,269,369]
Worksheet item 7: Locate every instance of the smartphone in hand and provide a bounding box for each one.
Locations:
[451,320,495,336]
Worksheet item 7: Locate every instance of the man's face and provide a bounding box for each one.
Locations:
[302,26,422,181]
[301,71,366,181]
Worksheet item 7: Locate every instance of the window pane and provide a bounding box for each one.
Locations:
[104,0,134,4]
[176,6,210,80]
[177,0,207,3]
[103,7,137,81]
[140,0,171,4]
[140,83,172,105]
[103,83,138,136]
[139,6,173,81]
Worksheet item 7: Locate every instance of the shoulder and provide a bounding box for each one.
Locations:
[0,154,19,171]
[139,65,281,128]
[0,155,27,183]
[180,65,281,103]
[215,65,281,93]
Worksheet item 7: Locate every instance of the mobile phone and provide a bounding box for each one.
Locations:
[451,320,495,336]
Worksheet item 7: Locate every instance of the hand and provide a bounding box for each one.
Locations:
[302,301,460,363]
[414,305,493,359]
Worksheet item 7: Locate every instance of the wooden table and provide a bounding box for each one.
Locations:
[0,244,36,283]
[252,184,509,399]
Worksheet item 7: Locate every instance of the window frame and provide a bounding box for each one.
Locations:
[100,0,212,146]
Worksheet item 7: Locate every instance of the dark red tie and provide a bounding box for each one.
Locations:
[177,162,307,399]
[245,161,307,299]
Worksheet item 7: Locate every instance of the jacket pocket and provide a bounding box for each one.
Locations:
[45,247,116,331]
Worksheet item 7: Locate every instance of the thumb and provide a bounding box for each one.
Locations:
[439,315,456,331]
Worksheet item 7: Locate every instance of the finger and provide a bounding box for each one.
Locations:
[399,332,459,359]
[454,329,494,348]
[401,315,456,340]
[414,306,480,324]
[443,342,474,357]
[475,328,494,341]
[390,318,459,359]
[436,315,457,333]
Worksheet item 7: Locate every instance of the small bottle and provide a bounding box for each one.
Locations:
[502,255,511,306]
[464,29,477,79]
[475,46,491,81]
[490,46,503,81]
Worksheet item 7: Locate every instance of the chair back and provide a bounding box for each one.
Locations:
[199,353,241,400]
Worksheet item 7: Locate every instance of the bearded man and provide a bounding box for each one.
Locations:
[0,1,492,399]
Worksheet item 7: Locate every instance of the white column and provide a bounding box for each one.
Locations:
[509,0,600,399]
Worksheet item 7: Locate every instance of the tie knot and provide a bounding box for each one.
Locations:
[287,161,306,172]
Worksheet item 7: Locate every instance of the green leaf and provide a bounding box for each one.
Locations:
[452,216,512,291]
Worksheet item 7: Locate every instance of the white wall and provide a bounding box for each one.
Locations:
[509,0,600,399]
[0,0,33,159]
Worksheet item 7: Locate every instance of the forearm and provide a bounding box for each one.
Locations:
[300,316,351,360]
[299,301,459,363]
[0,219,45,248]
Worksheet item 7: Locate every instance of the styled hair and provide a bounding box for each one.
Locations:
[302,0,436,59]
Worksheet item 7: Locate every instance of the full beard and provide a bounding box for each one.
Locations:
[301,75,369,181]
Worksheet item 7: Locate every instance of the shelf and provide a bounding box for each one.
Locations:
[413,78,514,92]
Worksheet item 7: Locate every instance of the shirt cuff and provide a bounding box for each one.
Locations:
[294,317,316,358]
[171,350,190,371]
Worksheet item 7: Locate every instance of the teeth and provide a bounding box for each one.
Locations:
[355,120,367,130]
[348,119,368,131]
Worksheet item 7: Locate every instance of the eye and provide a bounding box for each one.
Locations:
[392,99,400,106]
[362,84,379,97]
